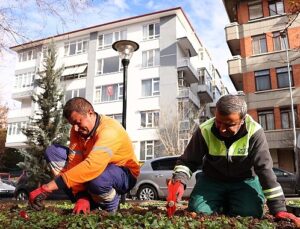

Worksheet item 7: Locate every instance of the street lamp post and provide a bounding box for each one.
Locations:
[112,40,139,204]
[112,40,139,129]
[280,30,298,177]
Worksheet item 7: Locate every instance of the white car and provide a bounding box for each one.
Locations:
[0,179,15,197]
[130,156,201,200]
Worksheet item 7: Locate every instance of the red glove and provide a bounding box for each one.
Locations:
[166,179,185,217]
[174,180,184,202]
[73,197,90,215]
[275,211,300,228]
[29,185,52,211]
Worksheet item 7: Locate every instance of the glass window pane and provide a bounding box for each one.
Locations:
[155,23,160,37]
[142,52,147,67]
[141,112,146,127]
[281,112,289,129]
[149,24,154,37]
[104,33,113,47]
[69,43,76,55]
[249,3,263,20]
[155,49,160,66]
[98,35,103,48]
[103,56,119,73]
[267,113,274,130]
[142,79,152,97]
[148,50,153,67]
[260,37,267,53]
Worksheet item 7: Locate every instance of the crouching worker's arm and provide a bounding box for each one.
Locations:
[29,180,57,210]
[275,211,300,228]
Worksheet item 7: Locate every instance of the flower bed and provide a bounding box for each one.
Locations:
[0,200,297,228]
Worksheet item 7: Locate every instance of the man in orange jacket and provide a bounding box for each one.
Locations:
[29,97,140,214]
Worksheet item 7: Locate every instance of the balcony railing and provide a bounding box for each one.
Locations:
[177,88,200,108]
[177,58,199,84]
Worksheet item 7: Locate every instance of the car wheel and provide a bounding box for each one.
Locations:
[16,190,29,201]
[137,185,158,200]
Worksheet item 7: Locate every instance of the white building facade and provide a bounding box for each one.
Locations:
[6,7,229,161]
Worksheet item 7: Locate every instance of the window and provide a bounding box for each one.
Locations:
[248,0,263,20]
[141,111,159,128]
[14,72,35,89]
[18,49,37,62]
[258,110,274,130]
[143,23,160,40]
[281,107,297,129]
[94,83,123,103]
[269,0,284,16]
[252,34,267,55]
[255,70,271,91]
[273,31,288,51]
[140,140,161,161]
[64,39,88,56]
[151,158,177,171]
[141,78,160,97]
[65,88,85,102]
[142,49,160,68]
[7,122,27,136]
[107,114,122,123]
[98,30,127,49]
[97,56,121,75]
[276,67,293,88]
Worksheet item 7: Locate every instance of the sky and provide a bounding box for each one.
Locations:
[0,0,234,107]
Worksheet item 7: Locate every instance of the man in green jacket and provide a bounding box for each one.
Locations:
[171,94,300,225]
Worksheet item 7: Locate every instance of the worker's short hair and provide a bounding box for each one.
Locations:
[63,97,94,120]
[216,94,247,119]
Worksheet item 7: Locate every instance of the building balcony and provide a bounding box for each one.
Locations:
[265,129,300,149]
[197,84,213,103]
[177,37,197,57]
[177,58,199,84]
[5,134,27,149]
[11,88,33,101]
[227,55,243,91]
[225,22,240,56]
[8,107,32,119]
[177,88,200,108]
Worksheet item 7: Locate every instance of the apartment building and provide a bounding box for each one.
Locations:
[223,0,300,171]
[6,7,229,161]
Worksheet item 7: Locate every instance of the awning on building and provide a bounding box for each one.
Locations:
[62,65,87,76]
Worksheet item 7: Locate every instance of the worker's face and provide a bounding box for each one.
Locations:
[68,110,95,137]
[215,110,244,138]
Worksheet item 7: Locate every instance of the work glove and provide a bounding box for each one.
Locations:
[73,197,90,215]
[168,179,184,202]
[29,185,52,211]
[275,211,300,228]
[166,179,185,217]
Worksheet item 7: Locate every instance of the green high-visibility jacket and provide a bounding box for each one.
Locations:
[173,114,286,215]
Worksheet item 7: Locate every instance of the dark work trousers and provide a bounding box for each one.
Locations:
[44,144,136,212]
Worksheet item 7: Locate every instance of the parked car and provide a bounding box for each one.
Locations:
[130,156,300,200]
[14,171,68,201]
[0,179,15,198]
[273,167,299,196]
[130,156,201,200]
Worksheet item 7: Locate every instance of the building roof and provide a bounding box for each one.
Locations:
[11,6,202,51]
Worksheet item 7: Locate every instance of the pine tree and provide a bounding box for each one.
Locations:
[18,42,69,184]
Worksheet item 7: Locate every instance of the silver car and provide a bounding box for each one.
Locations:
[0,179,15,197]
[130,156,201,200]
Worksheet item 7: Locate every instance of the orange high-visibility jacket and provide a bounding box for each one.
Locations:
[60,114,140,194]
